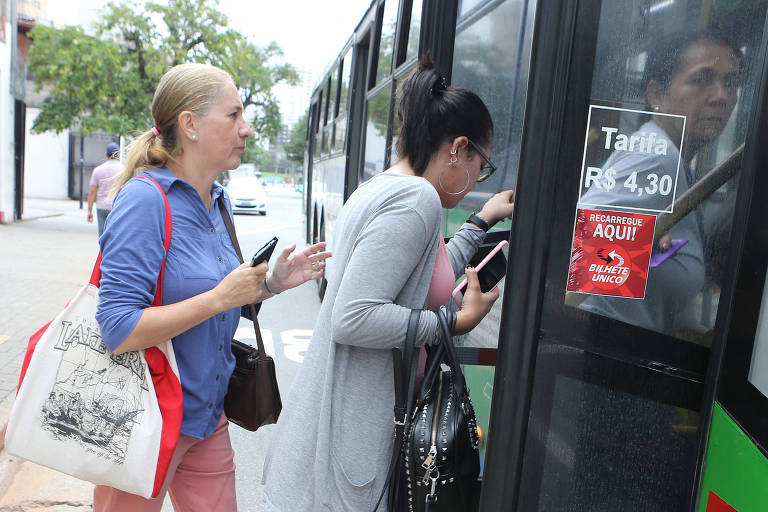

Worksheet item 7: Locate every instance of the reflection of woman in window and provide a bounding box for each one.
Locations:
[580,31,741,336]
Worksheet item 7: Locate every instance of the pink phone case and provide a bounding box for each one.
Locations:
[452,240,509,305]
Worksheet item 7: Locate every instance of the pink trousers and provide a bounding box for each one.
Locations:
[93,414,237,511]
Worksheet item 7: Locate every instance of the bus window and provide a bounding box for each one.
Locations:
[389,71,411,166]
[404,0,423,63]
[749,272,768,398]
[459,0,486,18]
[314,91,323,161]
[570,2,762,345]
[321,77,333,156]
[329,66,338,123]
[334,51,353,153]
[363,85,392,182]
[450,0,535,220]
[375,0,398,86]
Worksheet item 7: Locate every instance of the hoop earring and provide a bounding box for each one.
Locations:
[438,163,471,196]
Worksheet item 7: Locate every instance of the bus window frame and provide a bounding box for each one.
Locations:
[369,0,387,90]
[364,78,396,174]
[714,33,768,456]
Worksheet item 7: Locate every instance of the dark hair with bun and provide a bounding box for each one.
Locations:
[396,52,493,175]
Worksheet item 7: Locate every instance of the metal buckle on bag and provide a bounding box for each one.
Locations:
[394,406,406,426]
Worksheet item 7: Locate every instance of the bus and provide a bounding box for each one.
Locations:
[302,1,768,510]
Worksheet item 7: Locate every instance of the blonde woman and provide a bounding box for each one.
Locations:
[94,63,329,511]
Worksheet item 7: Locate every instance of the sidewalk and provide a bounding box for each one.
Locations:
[0,198,173,511]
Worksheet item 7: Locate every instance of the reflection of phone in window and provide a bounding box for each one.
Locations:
[452,240,509,305]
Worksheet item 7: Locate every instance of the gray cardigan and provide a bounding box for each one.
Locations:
[262,173,486,511]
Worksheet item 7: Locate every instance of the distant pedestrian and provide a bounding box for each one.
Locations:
[87,142,123,236]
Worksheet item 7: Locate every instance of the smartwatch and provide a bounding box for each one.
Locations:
[467,213,490,232]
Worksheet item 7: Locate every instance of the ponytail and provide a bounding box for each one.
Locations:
[111,129,175,195]
[396,52,493,175]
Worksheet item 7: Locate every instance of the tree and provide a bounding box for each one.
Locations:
[28,0,297,141]
[284,112,308,166]
[225,39,297,142]
[241,138,269,169]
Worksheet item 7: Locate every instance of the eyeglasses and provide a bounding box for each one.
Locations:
[467,139,497,182]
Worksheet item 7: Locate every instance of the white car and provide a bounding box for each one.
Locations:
[226,177,267,215]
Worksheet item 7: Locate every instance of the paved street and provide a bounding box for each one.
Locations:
[0,186,320,511]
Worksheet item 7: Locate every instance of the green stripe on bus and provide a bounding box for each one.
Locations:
[698,402,768,511]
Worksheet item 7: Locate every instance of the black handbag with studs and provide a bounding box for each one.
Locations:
[378,307,481,512]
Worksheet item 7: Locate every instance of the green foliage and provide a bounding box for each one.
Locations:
[284,111,308,165]
[28,0,296,140]
[252,144,273,172]
[224,39,298,142]
[239,140,271,172]
[240,138,264,166]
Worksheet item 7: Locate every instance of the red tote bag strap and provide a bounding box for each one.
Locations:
[128,175,182,498]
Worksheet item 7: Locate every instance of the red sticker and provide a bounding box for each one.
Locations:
[567,208,655,299]
[706,491,738,512]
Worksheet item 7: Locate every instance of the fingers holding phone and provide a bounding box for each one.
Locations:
[452,240,508,305]
[453,267,500,335]
[214,260,269,310]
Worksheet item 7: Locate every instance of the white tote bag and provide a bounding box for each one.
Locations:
[5,175,183,498]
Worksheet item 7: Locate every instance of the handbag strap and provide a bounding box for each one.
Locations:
[436,307,468,396]
[217,197,267,359]
[375,309,421,511]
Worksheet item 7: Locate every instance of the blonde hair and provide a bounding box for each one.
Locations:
[112,63,234,193]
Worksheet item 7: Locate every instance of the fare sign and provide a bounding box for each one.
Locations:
[578,105,685,214]
[567,208,656,299]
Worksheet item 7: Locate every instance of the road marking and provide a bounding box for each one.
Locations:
[236,223,302,235]
[0,335,10,345]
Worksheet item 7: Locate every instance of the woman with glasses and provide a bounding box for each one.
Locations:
[261,53,514,511]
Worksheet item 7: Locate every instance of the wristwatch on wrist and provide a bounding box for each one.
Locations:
[467,213,490,232]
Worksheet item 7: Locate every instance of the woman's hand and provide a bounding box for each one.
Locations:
[211,261,269,310]
[453,266,499,335]
[657,233,672,252]
[267,242,332,294]
[476,189,515,226]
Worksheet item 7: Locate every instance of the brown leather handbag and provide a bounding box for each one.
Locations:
[218,200,282,431]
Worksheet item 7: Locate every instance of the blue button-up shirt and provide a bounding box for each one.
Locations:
[96,168,247,439]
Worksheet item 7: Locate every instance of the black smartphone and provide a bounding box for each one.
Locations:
[452,240,509,304]
[476,248,508,292]
[251,237,278,266]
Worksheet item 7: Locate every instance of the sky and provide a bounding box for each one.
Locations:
[45,0,373,121]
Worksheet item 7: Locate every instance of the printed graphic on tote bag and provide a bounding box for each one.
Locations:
[41,314,149,463]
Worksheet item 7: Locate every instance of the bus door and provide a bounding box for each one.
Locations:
[697,46,768,509]
[481,1,768,511]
